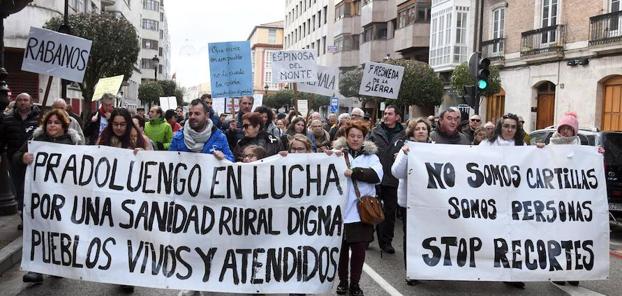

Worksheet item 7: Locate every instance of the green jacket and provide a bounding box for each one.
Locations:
[145,118,173,150]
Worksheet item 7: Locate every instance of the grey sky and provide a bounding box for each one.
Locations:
[167,0,285,88]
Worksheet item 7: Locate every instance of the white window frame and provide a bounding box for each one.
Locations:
[540,0,558,44]
[491,7,505,53]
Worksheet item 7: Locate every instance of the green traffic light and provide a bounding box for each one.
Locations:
[478,79,488,90]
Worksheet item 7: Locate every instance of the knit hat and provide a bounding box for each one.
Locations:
[557,112,578,135]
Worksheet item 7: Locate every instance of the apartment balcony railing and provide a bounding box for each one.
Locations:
[481,38,505,59]
[589,10,622,46]
[520,25,565,56]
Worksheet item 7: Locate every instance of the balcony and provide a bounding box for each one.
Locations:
[589,10,622,52]
[481,37,505,61]
[394,22,430,52]
[520,25,565,58]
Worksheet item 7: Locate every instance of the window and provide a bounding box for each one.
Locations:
[142,39,158,49]
[492,7,505,53]
[398,2,431,28]
[335,1,359,20]
[303,23,306,37]
[322,36,327,54]
[312,15,316,31]
[454,12,467,62]
[362,23,388,43]
[610,0,621,30]
[323,6,327,24]
[541,0,558,43]
[430,8,454,66]
[159,47,163,56]
[158,65,162,74]
[317,39,321,56]
[142,19,159,31]
[307,19,311,34]
[160,12,164,21]
[318,10,322,28]
[72,0,85,12]
[141,58,156,69]
[160,29,164,39]
[143,0,159,11]
[334,34,360,52]
[268,28,277,44]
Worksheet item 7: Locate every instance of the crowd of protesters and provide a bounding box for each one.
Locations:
[0,91,589,295]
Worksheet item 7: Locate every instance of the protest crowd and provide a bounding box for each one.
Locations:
[0,88,597,296]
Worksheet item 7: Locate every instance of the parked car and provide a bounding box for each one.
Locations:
[529,127,622,226]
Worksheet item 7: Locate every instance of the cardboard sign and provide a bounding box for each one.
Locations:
[404,143,609,281]
[22,143,347,294]
[297,99,309,117]
[22,27,92,82]
[92,75,124,101]
[208,41,253,98]
[271,50,317,83]
[297,66,338,97]
[359,62,404,99]
[159,96,177,111]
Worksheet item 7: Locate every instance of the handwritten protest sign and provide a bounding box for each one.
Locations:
[92,75,124,101]
[22,27,92,82]
[359,62,404,99]
[297,66,338,97]
[22,142,347,294]
[405,143,609,281]
[208,41,253,98]
[297,99,309,117]
[159,96,177,111]
[271,50,317,83]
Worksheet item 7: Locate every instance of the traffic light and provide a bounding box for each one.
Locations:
[477,58,491,91]
[463,85,477,109]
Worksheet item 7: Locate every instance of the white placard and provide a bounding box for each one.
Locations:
[405,143,609,282]
[252,94,264,110]
[271,50,317,83]
[297,99,309,117]
[22,142,347,294]
[22,27,92,82]
[359,62,404,99]
[297,66,338,97]
[212,97,226,115]
[159,96,177,111]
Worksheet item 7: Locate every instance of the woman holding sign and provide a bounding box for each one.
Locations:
[332,120,383,296]
[16,108,82,284]
[391,117,433,286]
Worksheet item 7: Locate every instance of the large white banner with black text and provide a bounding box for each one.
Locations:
[21,142,347,294]
[406,143,609,281]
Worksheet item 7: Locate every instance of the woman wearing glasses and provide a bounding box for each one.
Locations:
[479,113,525,147]
[233,112,282,161]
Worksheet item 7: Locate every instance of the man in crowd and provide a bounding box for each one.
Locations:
[350,107,364,120]
[84,93,114,144]
[324,113,337,132]
[165,109,182,133]
[0,93,39,226]
[169,99,234,162]
[236,96,254,127]
[200,94,221,128]
[136,107,146,120]
[431,108,470,145]
[145,106,173,150]
[368,105,404,254]
[65,103,82,127]
[175,106,185,125]
[462,114,482,142]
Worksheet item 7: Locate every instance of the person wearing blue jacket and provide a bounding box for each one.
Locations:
[169,98,234,162]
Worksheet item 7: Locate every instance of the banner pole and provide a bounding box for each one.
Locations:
[41,76,53,107]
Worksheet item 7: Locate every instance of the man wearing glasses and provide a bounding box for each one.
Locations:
[462,114,482,143]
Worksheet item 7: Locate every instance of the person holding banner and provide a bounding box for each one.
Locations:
[169,99,234,162]
[391,117,433,286]
[479,113,525,147]
[97,108,152,151]
[332,121,383,296]
[15,108,82,284]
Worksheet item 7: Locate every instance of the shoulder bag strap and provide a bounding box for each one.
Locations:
[343,152,363,201]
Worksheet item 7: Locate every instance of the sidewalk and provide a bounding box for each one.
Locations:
[0,214,22,275]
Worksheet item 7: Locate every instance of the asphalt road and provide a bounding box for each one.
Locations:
[2,222,622,296]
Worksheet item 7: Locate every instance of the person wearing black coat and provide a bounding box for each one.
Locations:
[367,105,405,254]
[233,112,282,161]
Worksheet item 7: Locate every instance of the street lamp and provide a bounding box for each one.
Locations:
[152,55,159,81]
[264,84,269,95]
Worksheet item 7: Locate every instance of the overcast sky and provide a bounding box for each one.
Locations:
[167,0,285,88]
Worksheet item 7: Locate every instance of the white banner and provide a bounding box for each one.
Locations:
[22,27,92,82]
[359,62,404,99]
[271,50,317,83]
[297,66,338,97]
[22,143,347,294]
[406,143,609,282]
[159,96,177,111]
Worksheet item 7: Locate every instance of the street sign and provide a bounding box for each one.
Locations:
[330,97,339,113]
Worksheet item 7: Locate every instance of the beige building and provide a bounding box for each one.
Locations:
[479,0,622,132]
[247,21,284,94]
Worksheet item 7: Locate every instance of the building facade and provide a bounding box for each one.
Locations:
[247,21,284,94]
[139,0,171,83]
[284,0,431,112]
[479,0,622,132]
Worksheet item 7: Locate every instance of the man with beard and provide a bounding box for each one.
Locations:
[430,108,470,145]
[169,99,234,162]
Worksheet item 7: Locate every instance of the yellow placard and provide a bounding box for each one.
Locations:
[92,75,124,101]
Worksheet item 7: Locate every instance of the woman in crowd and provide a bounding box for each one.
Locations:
[281,117,307,150]
[307,119,332,152]
[279,134,313,156]
[391,118,432,286]
[234,112,282,161]
[254,106,280,137]
[275,119,287,137]
[479,113,525,147]
[332,120,383,296]
[240,144,267,163]
[16,109,82,284]
[97,108,152,151]
[330,113,351,141]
